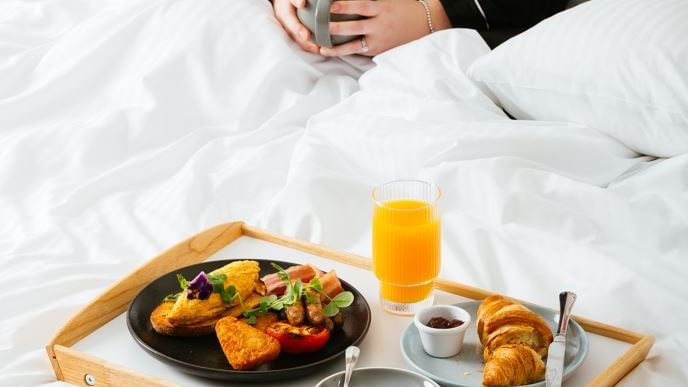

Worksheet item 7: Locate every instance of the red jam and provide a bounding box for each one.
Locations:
[426,316,464,329]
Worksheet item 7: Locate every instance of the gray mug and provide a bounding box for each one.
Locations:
[297,0,366,48]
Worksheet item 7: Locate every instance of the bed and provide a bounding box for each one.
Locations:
[1,0,686,385]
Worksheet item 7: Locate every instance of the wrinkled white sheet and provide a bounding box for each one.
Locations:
[1,0,686,386]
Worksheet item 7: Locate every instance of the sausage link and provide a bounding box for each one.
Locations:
[332,312,344,329]
[305,289,325,325]
[286,301,305,326]
[323,316,334,331]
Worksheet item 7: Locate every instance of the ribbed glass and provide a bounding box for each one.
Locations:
[372,180,441,315]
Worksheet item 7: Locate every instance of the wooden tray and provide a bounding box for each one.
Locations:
[46,222,654,387]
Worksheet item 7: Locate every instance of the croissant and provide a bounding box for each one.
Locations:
[482,344,545,387]
[478,295,553,386]
[477,295,553,360]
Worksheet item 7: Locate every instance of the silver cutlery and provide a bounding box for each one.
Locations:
[546,291,577,387]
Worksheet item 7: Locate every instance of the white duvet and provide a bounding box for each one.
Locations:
[1,0,686,386]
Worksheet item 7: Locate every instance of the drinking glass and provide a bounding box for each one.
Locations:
[372,180,441,315]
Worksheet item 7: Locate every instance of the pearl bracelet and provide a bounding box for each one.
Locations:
[417,0,435,34]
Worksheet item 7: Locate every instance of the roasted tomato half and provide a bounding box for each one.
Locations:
[265,322,330,354]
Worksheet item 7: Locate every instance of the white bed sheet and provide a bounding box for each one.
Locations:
[0,0,686,386]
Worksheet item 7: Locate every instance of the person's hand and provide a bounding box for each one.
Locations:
[273,0,320,54]
[320,0,451,57]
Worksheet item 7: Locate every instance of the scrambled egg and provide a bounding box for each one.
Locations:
[167,260,260,325]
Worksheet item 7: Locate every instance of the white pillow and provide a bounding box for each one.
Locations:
[467,0,688,157]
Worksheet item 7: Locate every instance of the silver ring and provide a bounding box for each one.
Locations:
[360,36,369,53]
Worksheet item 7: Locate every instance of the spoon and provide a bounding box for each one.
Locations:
[342,346,360,387]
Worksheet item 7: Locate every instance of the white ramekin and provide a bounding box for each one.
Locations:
[413,304,471,358]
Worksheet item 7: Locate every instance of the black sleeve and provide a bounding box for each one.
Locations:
[438,0,568,47]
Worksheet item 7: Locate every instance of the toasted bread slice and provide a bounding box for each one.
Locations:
[151,293,263,337]
[151,301,218,336]
[215,316,280,370]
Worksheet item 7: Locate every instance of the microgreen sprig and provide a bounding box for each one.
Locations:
[207,273,239,304]
[241,263,355,323]
[306,277,354,317]
[161,273,191,302]
[163,272,242,306]
[165,263,355,323]
[177,274,188,290]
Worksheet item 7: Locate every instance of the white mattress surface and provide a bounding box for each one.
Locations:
[1,0,686,386]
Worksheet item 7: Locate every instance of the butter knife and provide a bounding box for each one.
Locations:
[545,291,577,387]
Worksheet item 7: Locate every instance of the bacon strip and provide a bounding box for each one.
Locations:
[306,264,324,278]
[261,264,319,295]
[319,270,344,298]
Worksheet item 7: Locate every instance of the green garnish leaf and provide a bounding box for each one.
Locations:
[176,274,188,290]
[207,273,227,283]
[260,294,277,308]
[278,272,289,282]
[163,293,179,302]
[246,315,257,325]
[332,291,354,308]
[284,280,301,306]
[207,273,227,292]
[207,272,226,281]
[206,272,238,304]
[305,292,319,305]
[293,279,303,300]
[218,285,237,304]
[308,277,323,292]
[242,263,353,321]
[270,263,290,282]
[283,284,292,300]
[270,262,286,271]
[323,302,339,317]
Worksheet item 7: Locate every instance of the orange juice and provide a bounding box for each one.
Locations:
[372,199,440,305]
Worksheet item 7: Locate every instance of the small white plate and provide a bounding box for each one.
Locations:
[316,367,440,387]
[400,301,589,387]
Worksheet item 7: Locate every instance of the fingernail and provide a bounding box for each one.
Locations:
[320,48,331,56]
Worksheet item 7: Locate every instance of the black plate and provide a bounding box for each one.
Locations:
[127,259,371,382]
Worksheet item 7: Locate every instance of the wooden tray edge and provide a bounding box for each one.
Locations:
[50,344,179,387]
[244,224,647,345]
[46,221,244,380]
[46,221,654,387]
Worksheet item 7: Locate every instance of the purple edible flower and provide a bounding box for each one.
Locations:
[187,271,213,300]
